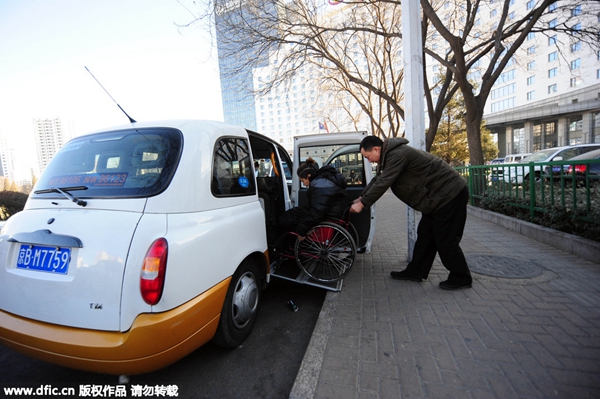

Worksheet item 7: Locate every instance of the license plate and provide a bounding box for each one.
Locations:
[16,245,71,275]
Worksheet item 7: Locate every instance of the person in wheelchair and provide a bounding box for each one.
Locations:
[279,157,349,240]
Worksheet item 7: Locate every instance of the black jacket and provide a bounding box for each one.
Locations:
[297,165,349,236]
[360,138,466,214]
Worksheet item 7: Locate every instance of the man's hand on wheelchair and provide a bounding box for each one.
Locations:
[298,235,305,241]
[350,197,364,214]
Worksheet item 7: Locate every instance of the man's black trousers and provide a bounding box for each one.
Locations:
[405,186,472,284]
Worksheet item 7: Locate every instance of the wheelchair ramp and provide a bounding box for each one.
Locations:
[270,260,343,292]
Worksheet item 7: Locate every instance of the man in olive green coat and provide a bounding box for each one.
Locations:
[350,135,472,290]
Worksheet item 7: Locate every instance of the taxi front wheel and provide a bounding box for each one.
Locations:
[212,259,261,348]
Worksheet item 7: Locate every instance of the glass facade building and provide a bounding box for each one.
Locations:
[214,1,277,130]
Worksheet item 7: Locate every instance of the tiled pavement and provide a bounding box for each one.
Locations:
[290,191,600,399]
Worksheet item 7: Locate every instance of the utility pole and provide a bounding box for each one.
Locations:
[401,0,425,261]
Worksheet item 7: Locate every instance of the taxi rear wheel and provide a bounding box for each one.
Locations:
[213,259,261,348]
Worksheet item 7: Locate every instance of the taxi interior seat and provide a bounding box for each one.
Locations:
[125,143,165,188]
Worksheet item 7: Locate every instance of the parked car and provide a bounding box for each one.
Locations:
[0,120,375,376]
[565,148,600,185]
[489,154,529,182]
[500,144,600,184]
[503,153,531,164]
[487,157,505,165]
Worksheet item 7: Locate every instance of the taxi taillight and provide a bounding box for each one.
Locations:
[140,238,168,305]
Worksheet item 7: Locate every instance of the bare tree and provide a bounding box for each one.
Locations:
[417,0,600,165]
[185,0,599,163]
[184,0,407,138]
[302,3,406,137]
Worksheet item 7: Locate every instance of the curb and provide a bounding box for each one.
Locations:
[467,205,600,264]
[289,290,339,399]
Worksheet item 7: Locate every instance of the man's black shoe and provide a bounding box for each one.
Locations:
[439,280,472,290]
[390,270,422,282]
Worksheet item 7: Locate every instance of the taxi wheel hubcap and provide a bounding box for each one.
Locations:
[231,272,259,329]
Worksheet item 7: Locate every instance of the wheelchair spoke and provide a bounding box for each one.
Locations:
[295,222,356,283]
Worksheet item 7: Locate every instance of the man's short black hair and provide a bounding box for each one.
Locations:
[360,136,384,151]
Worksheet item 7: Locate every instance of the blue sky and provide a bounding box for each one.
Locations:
[0,0,223,178]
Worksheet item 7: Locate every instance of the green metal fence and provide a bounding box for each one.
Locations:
[455,159,600,225]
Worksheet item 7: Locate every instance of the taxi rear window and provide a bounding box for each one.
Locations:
[33,128,182,198]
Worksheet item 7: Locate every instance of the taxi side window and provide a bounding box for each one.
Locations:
[211,138,256,197]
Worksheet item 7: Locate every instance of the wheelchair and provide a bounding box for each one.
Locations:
[274,213,358,283]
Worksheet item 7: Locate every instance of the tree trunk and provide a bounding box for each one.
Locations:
[426,114,440,152]
[464,102,487,196]
[465,111,484,167]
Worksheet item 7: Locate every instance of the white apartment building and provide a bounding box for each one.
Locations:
[33,117,66,173]
[0,132,16,182]
[253,63,322,150]
[253,57,375,154]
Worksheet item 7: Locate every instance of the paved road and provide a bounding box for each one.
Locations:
[0,277,325,399]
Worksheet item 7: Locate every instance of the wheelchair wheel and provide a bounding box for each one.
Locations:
[295,222,356,282]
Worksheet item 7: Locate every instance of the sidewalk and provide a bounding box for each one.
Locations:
[290,191,600,399]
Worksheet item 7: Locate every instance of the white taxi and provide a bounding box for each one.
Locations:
[0,120,375,375]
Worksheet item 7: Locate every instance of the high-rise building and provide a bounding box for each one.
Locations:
[0,131,15,181]
[33,117,66,173]
[214,1,278,130]
[252,51,375,152]
[253,59,330,150]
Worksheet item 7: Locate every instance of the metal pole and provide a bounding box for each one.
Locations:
[402,0,426,262]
